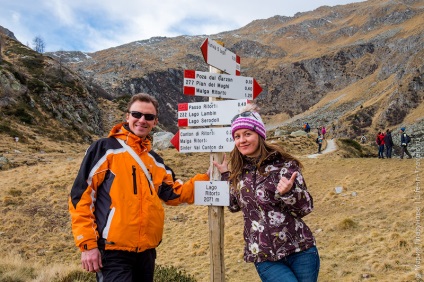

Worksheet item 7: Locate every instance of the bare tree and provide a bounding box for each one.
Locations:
[58,50,65,82]
[32,36,45,53]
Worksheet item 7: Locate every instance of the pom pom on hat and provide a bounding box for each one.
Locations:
[231,104,266,139]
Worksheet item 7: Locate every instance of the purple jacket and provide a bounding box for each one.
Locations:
[222,151,316,263]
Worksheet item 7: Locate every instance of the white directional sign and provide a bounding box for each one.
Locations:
[195,181,230,206]
[183,70,262,100]
[178,99,248,127]
[200,38,240,76]
[170,127,234,153]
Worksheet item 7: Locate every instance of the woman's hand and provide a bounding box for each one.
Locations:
[277,172,298,195]
[212,153,229,174]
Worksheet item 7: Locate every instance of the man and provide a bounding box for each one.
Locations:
[400,127,412,159]
[317,134,323,153]
[383,129,394,158]
[69,93,209,281]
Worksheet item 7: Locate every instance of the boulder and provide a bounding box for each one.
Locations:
[153,132,175,150]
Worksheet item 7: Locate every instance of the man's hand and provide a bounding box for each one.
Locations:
[81,248,102,272]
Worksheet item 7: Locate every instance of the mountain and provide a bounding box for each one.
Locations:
[1,0,423,145]
[51,0,424,137]
[0,34,114,144]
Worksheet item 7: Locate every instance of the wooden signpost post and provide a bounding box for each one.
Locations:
[171,38,262,281]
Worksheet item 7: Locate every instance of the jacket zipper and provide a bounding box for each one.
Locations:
[132,165,137,194]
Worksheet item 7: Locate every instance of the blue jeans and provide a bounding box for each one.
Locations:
[254,246,320,282]
[378,145,384,158]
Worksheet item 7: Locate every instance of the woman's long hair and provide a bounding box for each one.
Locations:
[228,136,302,190]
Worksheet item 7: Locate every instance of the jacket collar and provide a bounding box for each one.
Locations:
[108,122,152,151]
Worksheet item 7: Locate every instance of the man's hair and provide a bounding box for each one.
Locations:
[127,93,159,116]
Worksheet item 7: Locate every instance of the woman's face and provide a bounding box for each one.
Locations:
[233,128,260,157]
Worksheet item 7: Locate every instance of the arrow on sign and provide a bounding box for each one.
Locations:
[200,38,240,76]
[183,70,262,100]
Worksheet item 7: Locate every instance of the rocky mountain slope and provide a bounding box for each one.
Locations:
[50,0,424,137]
[1,0,423,146]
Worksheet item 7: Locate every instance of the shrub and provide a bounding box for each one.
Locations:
[13,108,33,124]
[154,265,197,282]
[339,218,358,230]
[55,270,95,282]
[53,265,196,282]
[339,138,362,151]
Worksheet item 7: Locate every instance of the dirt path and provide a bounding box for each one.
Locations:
[307,138,337,158]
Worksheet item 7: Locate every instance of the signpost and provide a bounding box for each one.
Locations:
[170,127,234,153]
[183,70,262,100]
[178,99,248,127]
[173,39,262,282]
[200,38,240,76]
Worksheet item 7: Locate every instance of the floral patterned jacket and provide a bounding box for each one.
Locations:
[222,151,316,263]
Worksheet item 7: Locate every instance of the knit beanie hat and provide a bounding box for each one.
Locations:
[400,127,405,132]
[231,105,266,139]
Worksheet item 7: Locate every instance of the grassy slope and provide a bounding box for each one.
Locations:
[0,133,421,281]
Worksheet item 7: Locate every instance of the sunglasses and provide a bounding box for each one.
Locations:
[231,111,258,123]
[128,111,156,121]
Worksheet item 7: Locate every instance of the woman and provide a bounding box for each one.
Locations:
[213,105,320,282]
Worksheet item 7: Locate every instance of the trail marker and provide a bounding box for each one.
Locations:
[170,127,234,153]
[194,181,230,206]
[183,70,262,99]
[178,99,248,127]
[200,38,240,76]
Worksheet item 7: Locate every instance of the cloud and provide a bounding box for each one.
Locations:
[0,0,365,52]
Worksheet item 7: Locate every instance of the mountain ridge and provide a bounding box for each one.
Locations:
[0,0,423,146]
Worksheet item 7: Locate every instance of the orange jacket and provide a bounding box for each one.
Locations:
[69,122,209,252]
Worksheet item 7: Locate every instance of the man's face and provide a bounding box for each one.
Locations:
[126,101,158,138]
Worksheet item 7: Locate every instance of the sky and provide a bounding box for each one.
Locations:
[0,0,366,53]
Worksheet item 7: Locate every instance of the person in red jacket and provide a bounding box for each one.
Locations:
[376,131,385,158]
[69,93,209,282]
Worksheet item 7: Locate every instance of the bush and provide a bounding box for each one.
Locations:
[13,108,33,124]
[339,138,362,151]
[55,270,95,282]
[154,265,197,282]
[53,265,196,282]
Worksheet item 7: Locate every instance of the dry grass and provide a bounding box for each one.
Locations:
[0,132,422,282]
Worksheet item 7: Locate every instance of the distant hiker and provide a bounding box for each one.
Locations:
[306,122,311,133]
[69,93,209,281]
[317,134,323,153]
[321,126,327,139]
[376,131,385,159]
[331,123,336,139]
[360,135,367,144]
[213,103,320,282]
[383,129,394,158]
[400,127,412,159]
